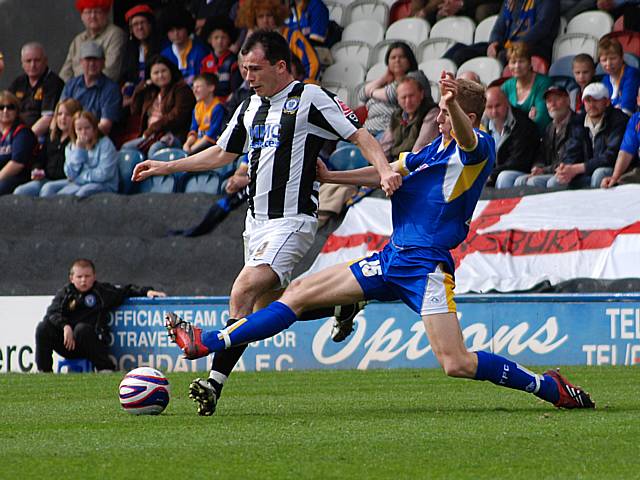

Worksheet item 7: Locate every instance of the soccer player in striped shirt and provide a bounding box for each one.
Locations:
[165,72,595,412]
[133,30,402,415]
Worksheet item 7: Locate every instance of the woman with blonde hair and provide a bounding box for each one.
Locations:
[56,110,118,197]
[14,98,83,196]
[0,91,37,194]
[501,42,552,133]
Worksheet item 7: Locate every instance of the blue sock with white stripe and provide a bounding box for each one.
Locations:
[201,301,298,353]
[474,351,559,404]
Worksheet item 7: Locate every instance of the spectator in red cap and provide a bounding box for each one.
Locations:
[120,4,163,106]
[60,0,127,83]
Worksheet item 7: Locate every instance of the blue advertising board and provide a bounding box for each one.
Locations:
[107,294,640,372]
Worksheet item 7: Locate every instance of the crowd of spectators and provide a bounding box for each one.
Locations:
[1,0,640,204]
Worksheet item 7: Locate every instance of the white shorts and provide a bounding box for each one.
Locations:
[243,213,318,287]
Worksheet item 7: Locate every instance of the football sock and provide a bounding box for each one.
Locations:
[298,306,335,320]
[201,301,298,352]
[207,370,228,396]
[474,351,559,404]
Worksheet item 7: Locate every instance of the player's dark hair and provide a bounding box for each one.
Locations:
[70,258,96,276]
[241,30,291,72]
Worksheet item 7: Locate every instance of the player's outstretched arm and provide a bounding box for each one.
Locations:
[439,71,477,150]
[348,128,402,196]
[316,158,405,187]
[132,146,238,182]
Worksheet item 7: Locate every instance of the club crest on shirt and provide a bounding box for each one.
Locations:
[84,294,97,308]
[283,96,300,114]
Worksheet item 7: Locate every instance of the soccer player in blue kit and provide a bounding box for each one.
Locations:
[167,72,595,410]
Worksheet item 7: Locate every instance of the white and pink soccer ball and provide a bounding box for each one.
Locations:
[118,367,170,415]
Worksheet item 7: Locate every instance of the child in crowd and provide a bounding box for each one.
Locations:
[160,7,209,86]
[200,16,242,99]
[599,37,640,116]
[58,111,118,197]
[183,73,225,154]
[569,54,595,114]
[14,98,83,197]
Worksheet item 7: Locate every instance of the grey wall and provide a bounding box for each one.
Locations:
[0,0,84,88]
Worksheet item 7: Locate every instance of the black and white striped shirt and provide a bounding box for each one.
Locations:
[217,81,361,220]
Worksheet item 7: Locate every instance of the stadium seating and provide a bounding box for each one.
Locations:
[559,16,567,35]
[429,80,441,102]
[138,175,176,194]
[385,17,430,45]
[370,39,417,66]
[326,1,346,25]
[345,0,389,26]
[342,19,385,45]
[328,144,369,170]
[389,0,411,24]
[458,56,503,85]
[613,15,624,32]
[430,16,475,45]
[151,148,188,161]
[417,37,457,62]
[566,10,613,39]
[603,31,640,57]
[549,75,578,92]
[57,358,93,373]
[331,40,372,68]
[118,149,144,194]
[184,172,222,194]
[321,81,354,106]
[552,33,599,62]
[549,55,576,78]
[419,58,457,82]
[474,15,497,44]
[366,62,387,81]
[322,61,366,87]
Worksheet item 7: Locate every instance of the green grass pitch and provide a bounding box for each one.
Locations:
[1,367,638,480]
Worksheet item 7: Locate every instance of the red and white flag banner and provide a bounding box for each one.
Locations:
[304,185,640,293]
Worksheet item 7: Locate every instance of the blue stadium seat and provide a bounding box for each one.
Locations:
[184,172,222,194]
[57,358,93,373]
[550,76,578,92]
[214,159,238,180]
[117,149,144,194]
[138,175,176,193]
[548,55,575,78]
[150,148,188,161]
[329,145,369,171]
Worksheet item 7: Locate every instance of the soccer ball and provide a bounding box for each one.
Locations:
[118,367,170,415]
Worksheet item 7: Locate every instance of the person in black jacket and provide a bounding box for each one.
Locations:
[35,258,166,372]
[481,85,540,188]
[550,82,628,189]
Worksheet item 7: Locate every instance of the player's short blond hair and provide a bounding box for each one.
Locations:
[455,79,486,123]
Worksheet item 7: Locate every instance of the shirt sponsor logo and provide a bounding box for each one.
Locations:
[335,97,358,124]
[250,123,281,148]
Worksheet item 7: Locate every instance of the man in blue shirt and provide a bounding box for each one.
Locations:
[60,41,121,135]
[165,72,595,413]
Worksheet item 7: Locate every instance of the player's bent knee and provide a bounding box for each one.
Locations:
[439,354,476,378]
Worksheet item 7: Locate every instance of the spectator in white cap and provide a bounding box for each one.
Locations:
[60,41,122,135]
[551,82,629,188]
[60,0,127,83]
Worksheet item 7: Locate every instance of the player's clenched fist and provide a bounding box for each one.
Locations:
[380,169,402,196]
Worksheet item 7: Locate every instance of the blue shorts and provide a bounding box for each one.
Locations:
[349,243,457,316]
